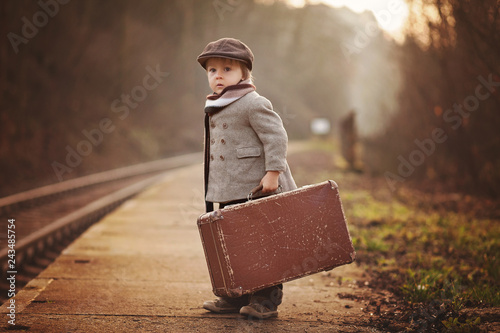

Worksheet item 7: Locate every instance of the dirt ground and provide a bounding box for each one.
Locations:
[287,143,500,332]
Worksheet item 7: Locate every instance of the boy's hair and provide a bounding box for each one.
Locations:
[239,61,254,83]
[207,57,254,83]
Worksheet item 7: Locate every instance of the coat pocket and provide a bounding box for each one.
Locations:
[236,147,262,159]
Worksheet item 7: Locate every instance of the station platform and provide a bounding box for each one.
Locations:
[1,161,375,332]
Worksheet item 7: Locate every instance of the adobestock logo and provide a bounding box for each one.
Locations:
[7,0,71,54]
[213,0,242,21]
[51,64,169,182]
[385,73,500,191]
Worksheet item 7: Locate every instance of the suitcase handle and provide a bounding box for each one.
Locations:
[247,185,263,201]
[247,184,282,201]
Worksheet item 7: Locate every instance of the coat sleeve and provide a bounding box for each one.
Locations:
[248,96,288,173]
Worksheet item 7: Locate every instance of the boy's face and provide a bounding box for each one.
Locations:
[206,58,245,94]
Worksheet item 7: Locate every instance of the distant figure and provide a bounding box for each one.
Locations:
[340,110,358,169]
[197,38,296,319]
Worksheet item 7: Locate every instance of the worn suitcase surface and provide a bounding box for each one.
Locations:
[197,180,355,298]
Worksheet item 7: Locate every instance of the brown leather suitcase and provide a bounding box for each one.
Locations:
[197,180,355,298]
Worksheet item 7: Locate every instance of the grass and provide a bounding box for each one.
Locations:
[349,195,500,306]
[290,139,500,331]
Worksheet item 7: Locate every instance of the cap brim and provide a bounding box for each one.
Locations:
[197,54,251,70]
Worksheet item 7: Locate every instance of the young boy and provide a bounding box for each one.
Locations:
[197,38,297,319]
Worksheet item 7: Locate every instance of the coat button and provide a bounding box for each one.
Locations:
[220,139,226,144]
[210,122,216,128]
[210,138,215,145]
[219,155,225,161]
[210,155,214,161]
[222,123,228,129]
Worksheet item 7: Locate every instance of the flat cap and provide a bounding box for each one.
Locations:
[197,38,254,70]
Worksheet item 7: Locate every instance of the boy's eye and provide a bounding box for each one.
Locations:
[208,68,216,73]
[224,67,231,72]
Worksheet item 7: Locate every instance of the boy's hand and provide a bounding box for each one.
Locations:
[260,171,280,193]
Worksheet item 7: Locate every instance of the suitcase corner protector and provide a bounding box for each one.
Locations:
[228,287,244,298]
[328,180,339,189]
[208,210,224,222]
[197,210,224,225]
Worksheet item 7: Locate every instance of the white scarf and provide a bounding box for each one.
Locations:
[204,79,255,114]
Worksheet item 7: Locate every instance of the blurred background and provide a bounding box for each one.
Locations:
[1,0,499,197]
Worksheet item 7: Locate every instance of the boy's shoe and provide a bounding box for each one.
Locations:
[239,302,278,319]
[203,298,241,313]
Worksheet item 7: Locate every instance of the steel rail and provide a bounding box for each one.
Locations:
[0,152,202,215]
[0,152,202,272]
[0,173,168,270]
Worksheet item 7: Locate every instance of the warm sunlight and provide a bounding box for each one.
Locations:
[286,0,409,40]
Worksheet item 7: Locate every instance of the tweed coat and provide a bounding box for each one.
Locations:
[205,91,297,203]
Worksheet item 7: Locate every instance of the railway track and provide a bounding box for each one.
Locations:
[0,152,201,304]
